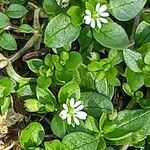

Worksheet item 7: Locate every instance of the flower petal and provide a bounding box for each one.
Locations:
[98,5,107,13]
[97,19,102,28]
[67,115,72,125]
[84,16,92,24]
[85,9,91,16]
[100,12,109,17]
[90,19,96,28]
[99,17,108,23]
[75,105,84,111]
[74,101,82,108]
[63,104,68,111]
[73,117,80,126]
[70,98,75,108]
[96,3,100,12]
[59,110,68,120]
[75,111,87,120]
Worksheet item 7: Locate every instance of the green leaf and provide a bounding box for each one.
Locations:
[0,32,17,51]
[78,64,95,90]
[110,0,147,21]
[0,12,10,29]
[36,86,56,104]
[78,27,93,49]
[144,51,150,65]
[123,49,143,72]
[17,83,36,98]
[27,59,44,73]
[18,24,35,33]
[44,14,80,48]
[139,98,150,109]
[93,22,129,49]
[5,4,28,18]
[43,0,60,15]
[44,140,62,150]
[51,115,66,138]
[80,92,113,118]
[97,137,106,150]
[0,77,16,97]
[9,0,26,4]
[96,78,114,99]
[37,76,52,88]
[1,96,11,115]
[24,99,44,112]
[104,109,150,140]
[136,21,150,47]
[85,116,99,133]
[62,132,99,150]
[19,122,45,149]
[111,131,146,146]
[145,74,150,87]
[67,6,82,26]
[58,80,80,103]
[125,68,144,93]
[65,52,82,71]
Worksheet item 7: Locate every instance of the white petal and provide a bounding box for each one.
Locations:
[96,3,100,12]
[85,9,91,16]
[67,115,72,125]
[70,98,75,108]
[100,12,109,17]
[98,5,107,13]
[75,111,87,120]
[84,15,92,24]
[63,104,68,111]
[59,110,68,120]
[90,19,96,28]
[74,101,82,108]
[75,105,84,111]
[99,17,108,23]
[73,117,80,126]
[97,19,102,28]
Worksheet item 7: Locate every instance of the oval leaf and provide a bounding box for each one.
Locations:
[62,132,99,150]
[44,14,80,48]
[80,92,113,118]
[0,12,10,29]
[110,0,147,21]
[0,32,17,51]
[93,22,129,49]
[5,4,28,18]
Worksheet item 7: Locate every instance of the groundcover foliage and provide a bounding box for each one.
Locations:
[0,0,150,149]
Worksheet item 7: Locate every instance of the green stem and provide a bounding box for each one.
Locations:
[143,8,150,13]
[129,13,141,49]
[120,144,129,150]
[33,8,41,31]
[125,99,136,109]
[9,33,41,62]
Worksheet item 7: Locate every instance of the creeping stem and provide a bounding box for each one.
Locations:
[9,33,41,63]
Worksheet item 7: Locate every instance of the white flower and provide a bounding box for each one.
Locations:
[59,98,87,127]
[84,3,109,28]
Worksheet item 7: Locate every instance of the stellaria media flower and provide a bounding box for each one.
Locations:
[84,3,109,28]
[59,98,87,127]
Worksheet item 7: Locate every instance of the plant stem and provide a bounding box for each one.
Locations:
[120,144,129,150]
[130,13,141,49]
[9,33,41,62]
[143,8,150,13]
